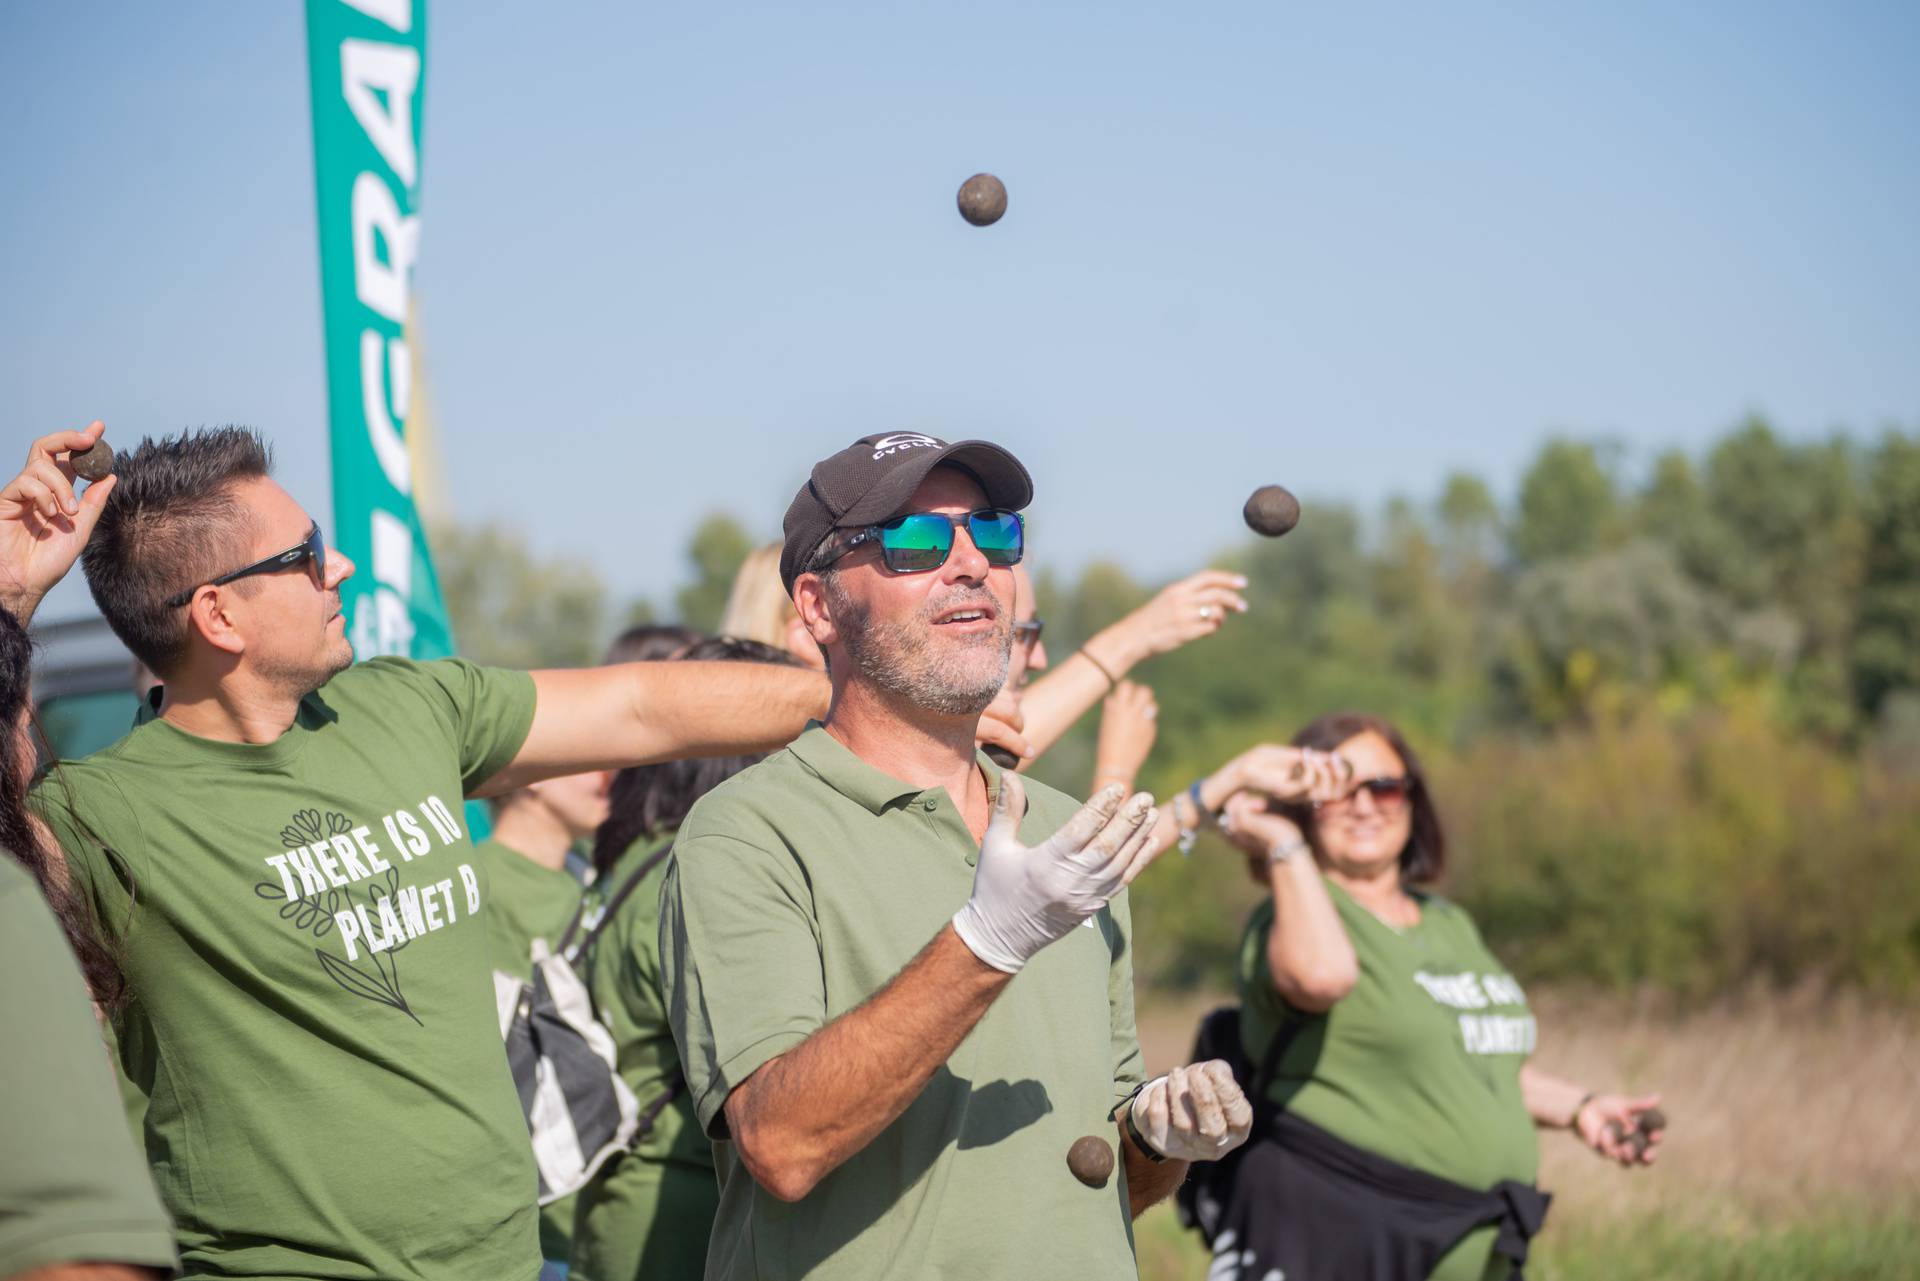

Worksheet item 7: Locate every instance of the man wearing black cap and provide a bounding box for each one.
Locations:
[658,434,1253,1279]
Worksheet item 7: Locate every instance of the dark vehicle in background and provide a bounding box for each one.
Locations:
[31,612,144,763]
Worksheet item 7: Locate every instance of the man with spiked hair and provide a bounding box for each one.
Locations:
[6,420,827,1281]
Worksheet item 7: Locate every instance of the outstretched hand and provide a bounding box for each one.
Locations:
[1,420,116,622]
[951,774,1159,973]
[1090,569,1248,670]
[1577,1093,1665,1167]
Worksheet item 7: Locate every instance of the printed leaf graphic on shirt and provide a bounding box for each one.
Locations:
[254,811,421,1025]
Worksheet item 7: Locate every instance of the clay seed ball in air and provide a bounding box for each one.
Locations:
[68,438,115,482]
[1243,484,1301,538]
[957,173,1008,227]
[1066,1134,1114,1187]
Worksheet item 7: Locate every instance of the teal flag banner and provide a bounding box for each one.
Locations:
[306,0,451,662]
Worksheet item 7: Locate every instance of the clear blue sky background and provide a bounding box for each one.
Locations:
[5,1,1916,621]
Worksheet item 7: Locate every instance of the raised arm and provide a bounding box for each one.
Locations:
[1018,569,1247,757]
[1215,755,1358,1012]
[475,660,830,795]
[1,421,115,624]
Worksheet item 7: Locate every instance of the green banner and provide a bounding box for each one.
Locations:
[306,0,452,662]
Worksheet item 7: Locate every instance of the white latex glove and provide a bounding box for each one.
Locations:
[951,773,1159,974]
[1128,1060,1255,1162]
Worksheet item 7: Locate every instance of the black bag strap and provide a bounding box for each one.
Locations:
[556,844,675,958]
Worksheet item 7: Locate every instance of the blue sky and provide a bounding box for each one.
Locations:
[4,1,1915,620]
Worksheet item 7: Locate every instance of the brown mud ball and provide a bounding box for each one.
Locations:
[957,173,1008,227]
[1606,1107,1668,1159]
[1067,1134,1114,1187]
[1243,485,1300,537]
[69,438,115,482]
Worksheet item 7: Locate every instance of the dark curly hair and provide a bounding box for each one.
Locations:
[1,607,126,1006]
[590,635,803,877]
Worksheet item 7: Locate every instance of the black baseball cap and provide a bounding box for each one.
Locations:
[780,433,1034,594]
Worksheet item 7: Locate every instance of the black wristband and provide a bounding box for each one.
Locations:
[1121,1092,1168,1162]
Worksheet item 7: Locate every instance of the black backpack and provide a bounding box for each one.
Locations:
[1174,1004,1296,1247]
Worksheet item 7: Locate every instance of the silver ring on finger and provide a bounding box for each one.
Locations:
[1197,605,1215,620]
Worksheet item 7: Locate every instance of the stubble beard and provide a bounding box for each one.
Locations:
[827,576,1012,717]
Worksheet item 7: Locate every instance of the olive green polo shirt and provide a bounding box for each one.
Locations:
[659,724,1145,1281]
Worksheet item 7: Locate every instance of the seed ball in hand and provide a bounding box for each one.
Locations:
[1067,1134,1114,1187]
[1243,485,1300,538]
[957,173,1008,227]
[69,438,115,482]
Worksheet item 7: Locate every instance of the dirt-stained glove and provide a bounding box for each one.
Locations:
[951,774,1159,974]
[1126,1060,1255,1162]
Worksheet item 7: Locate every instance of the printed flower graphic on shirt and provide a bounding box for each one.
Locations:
[253,809,421,1026]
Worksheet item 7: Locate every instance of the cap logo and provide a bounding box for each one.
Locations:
[870,432,945,460]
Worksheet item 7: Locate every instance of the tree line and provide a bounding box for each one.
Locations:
[437,416,1920,996]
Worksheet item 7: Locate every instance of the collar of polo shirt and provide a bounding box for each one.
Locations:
[787,722,1023,819]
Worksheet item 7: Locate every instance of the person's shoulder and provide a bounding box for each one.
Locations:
[1417,890,1487,937]
[677,749,811,842]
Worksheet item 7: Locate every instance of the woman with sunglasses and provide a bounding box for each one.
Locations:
[1203,712,1664,1281]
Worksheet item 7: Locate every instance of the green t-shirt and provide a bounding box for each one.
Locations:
[660,724,1146,1281]
[32,656,543,1281]
[478,837,586,985]
[570,832,716,1281]
[475,836,587,1262]
[1238,882,1540,1281]
[0,852,177,1278]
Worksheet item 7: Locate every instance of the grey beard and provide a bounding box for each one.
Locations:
[828,577,1011,717]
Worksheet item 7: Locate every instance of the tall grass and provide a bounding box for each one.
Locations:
[1133,988,1920,1281]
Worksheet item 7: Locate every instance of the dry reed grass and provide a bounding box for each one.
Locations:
[1136,983,1920,1233]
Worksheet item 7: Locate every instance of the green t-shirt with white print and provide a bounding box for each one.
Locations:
[33,656,542,1281]
[1239,882,1540,1281]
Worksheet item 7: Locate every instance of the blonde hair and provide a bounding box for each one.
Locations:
[719,544,795,647]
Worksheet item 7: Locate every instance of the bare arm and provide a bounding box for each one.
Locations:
[15,1267,167,1280]
[722,924,1011,1202]
[1119,1124,1190,1218]
[476,661,829,795]
[1520,1063,1665,1166]
[1018,570,1248,757]
[1218,780,1357,1012]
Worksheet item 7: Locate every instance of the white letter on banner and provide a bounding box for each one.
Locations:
[371,509,413,598]
[351,172,416,323]
[340,40,420,186]
[359,330,412,494]
[341,0,414,34]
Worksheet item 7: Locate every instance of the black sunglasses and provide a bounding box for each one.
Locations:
[165,522,326,608]
[814,508,1025,576]
[1313,775,1414,813]
[1013,618,1044,651]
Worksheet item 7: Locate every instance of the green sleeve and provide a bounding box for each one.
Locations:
[27,766,144,940]
[372,656,538,794]
[0,859,177,1276]
[658,832,825,1138]
[1105,888,1145,1106]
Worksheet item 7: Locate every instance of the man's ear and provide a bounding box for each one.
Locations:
[187,587,248,659]
[792,572,839,650]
